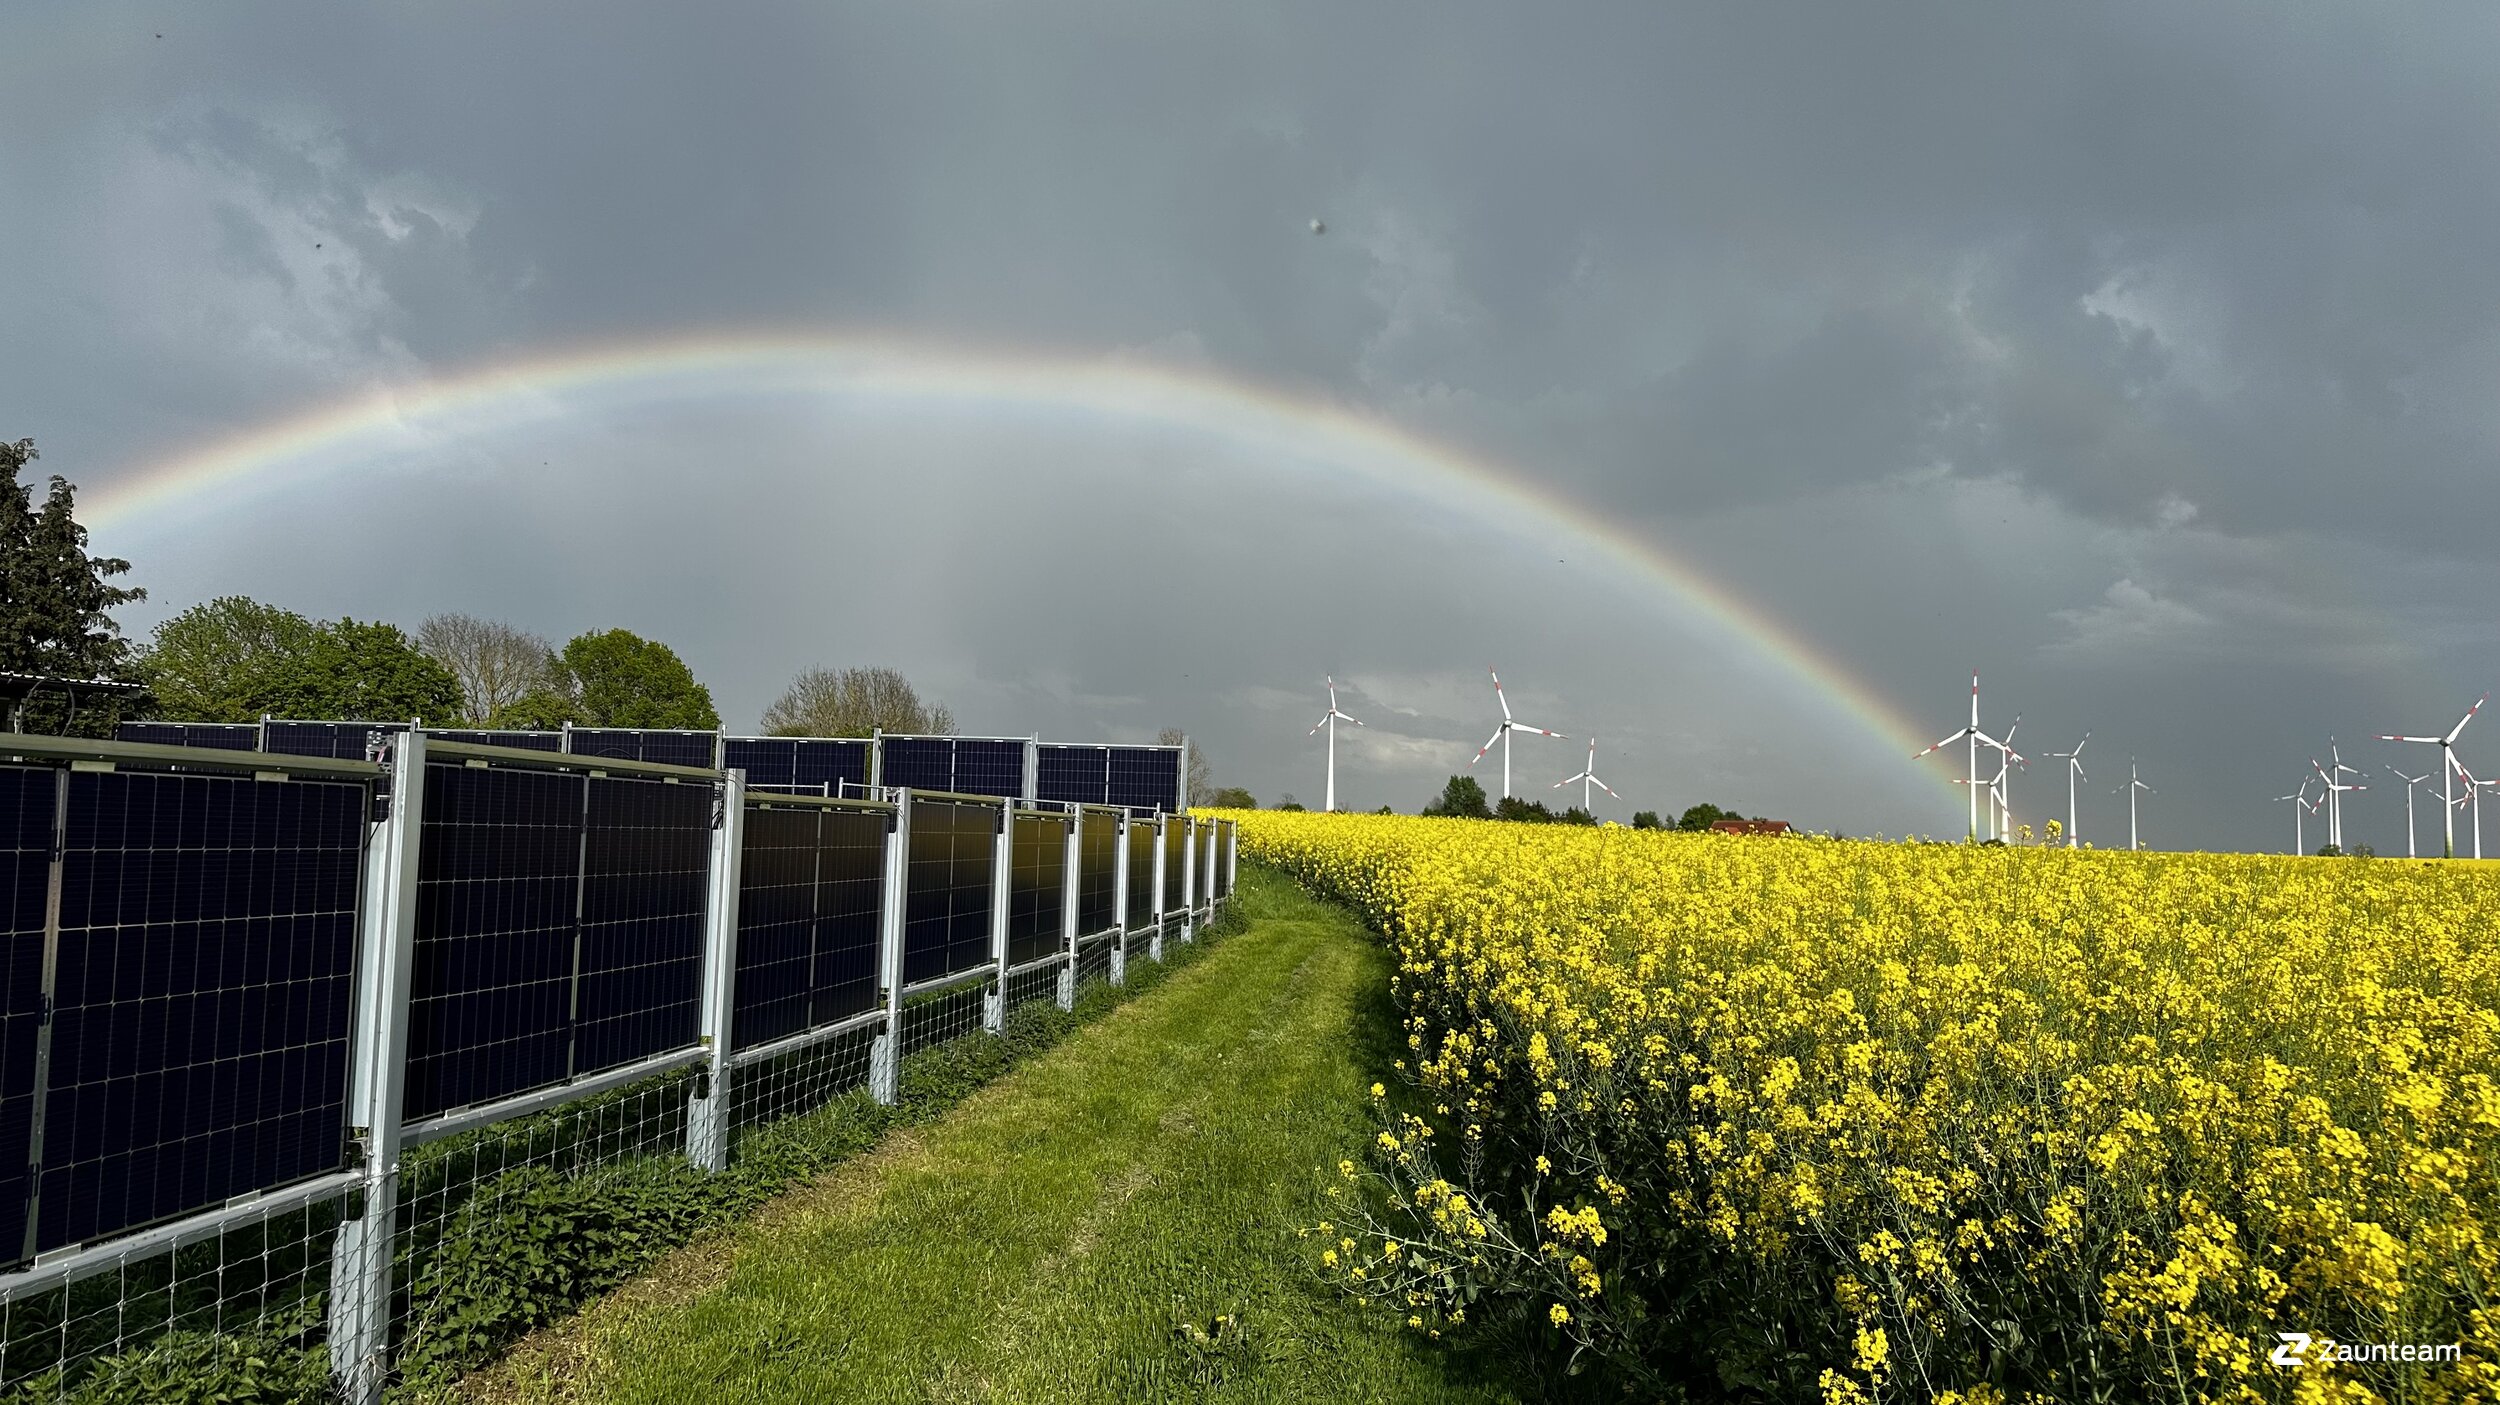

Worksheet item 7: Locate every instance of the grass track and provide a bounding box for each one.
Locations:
[466,869,1521,1405]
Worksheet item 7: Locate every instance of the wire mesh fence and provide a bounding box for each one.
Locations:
[0,726,1231,1401]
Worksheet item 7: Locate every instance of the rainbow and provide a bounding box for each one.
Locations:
[84,330,1942,784]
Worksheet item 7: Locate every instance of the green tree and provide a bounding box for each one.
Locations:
[1495,795,1557,824]
[1207,786,1257,809]
[135,597,320,722]
[559,629,720,729]
[1,439,146,734]
[1422,774,1491,819]
[1631,810,1663,830]
[267,619,463,721]
[1274,792,1306,812]
[1677,802,1733,832]
[761,665,954,737]
[1559,805,1598,826]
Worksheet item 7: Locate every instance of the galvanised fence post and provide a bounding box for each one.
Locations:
[686,768,747,1173]
[1057,808,1080,1010]
[1109,812,1129,987]
[869,789,909,1105]
[328,732,426,1405]
[984,800,1011,1034]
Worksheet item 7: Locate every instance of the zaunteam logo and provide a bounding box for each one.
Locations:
[2271,1331,2461,1367]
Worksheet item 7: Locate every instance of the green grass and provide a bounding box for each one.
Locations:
[467,868,1523,1405]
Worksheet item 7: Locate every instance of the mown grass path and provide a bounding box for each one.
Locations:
[467,870,1519,1405]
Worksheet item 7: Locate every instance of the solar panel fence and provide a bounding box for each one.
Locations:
[424,727,563,753]
[0,719,1217,1401]
[718,735,872,796]
[109,721,261,752]
[562,726,721,770]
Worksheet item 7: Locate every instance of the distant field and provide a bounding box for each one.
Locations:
[463,867,1523,1405]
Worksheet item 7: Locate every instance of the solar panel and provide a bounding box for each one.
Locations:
[720,737,871,795]
[429,728,564,753]
[573,776,711,1075]
[1035,745,1110,806]
[877,737,953,792]
[1162,816,1186,914]
[1007,814,1066,966]
[1126,818,1157,924]
[111,722,262,751]
[403,764,583,1120]
[0,765,54,1264]
[32,767,365,1259]
[902,799,997,984]
[1076,812,1118,935]
[1107,747,1181,813]
[263,719,407,760]
[950,740,1027,800]
[812,809,886,1021]
[566,728,719,769]
[730,806,819,1048]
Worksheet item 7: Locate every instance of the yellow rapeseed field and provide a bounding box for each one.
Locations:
[1225,811,2500,1404]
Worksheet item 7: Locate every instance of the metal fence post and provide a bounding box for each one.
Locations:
[1149,815,1166,965]
[329,733,426,1405]
[870,789,909,1105]
[686,769,746,1172]
[1227,821,1237,897]
[984,802,1010,1034]
[1109,813,1128,987]
[1057,809,1079,1010]
[1180,818,1197,943]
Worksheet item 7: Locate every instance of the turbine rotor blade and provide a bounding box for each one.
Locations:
[1469,728,1504,765]
[2447,694,2489,745]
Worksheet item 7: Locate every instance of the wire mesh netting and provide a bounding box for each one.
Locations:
[728,1023,878,1134]
[897,979,991,1057]
[1074,933,1116,991]
[1161,817,1187,939]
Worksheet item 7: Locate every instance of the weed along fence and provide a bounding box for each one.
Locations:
[0,729,1236,1402]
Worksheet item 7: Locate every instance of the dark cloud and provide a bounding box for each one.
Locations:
[6,0,2500,851]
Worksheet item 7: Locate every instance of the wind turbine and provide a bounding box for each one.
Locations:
[1306,677,1364,812]
[2324,739,2365,849]
[2309,756,2365,851]
[2113,758,2154,850]
[1552,737,1621,814]
[1986,714,2028,840]
[2454,758,2490,860]
[2380,694,2485,858]
[2049,733,2090,848]
[1468,668,1564,801]
[2386,765,2435,859]
[1914,672,2005,843]
[2274,781,2313,856]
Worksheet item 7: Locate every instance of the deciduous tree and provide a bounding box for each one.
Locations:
[560,629,720,729]
[761,666,953,737]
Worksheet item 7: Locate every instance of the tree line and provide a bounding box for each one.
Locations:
[1216,772,1774,832]
[2,439,1216,804]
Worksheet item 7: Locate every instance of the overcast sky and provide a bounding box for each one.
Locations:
[9,2,2500,851]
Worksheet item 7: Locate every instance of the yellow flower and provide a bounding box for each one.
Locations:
[1549,1303,1572,1327]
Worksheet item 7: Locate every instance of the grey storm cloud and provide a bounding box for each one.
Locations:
[6,0,2500,852]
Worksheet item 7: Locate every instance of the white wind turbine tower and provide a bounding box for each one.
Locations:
[2113,758,2154,850]
[2452,758,2491,860]
[1552,737,1621,814]
[2049,733,2090,848]
[1913,672,2005,843]
[2324,739,2365,849]
[2273,783,2309,856]
[2308,756,2365,851]
[2379,694,2485,858]
[1468,668,1565,801]
[1306,677,1364,813]
[2386,765,2435,859]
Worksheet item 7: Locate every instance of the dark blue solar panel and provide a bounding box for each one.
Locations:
[902,800,996,984]
[731,806,818,1047]
[567,729,718,769]
[720,738,871,795]
[813,809,886,1022]
[1076,812,1117,935]
[1035,746,1111,806]
[34,768,364,1258]
[404,764,583,1120]
[263,720,407,760]
[1007,814,1066,966]
[0,765,54,1264]
[1126,819,1156,923]
[573,776,710,1075]
[951,740,1026,800]
[877,738,953,792]
[113,722,262,751]
[1107,748,1181,813]
[430,728,564,753]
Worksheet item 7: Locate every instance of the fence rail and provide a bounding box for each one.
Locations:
[0,729,1233,1402]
